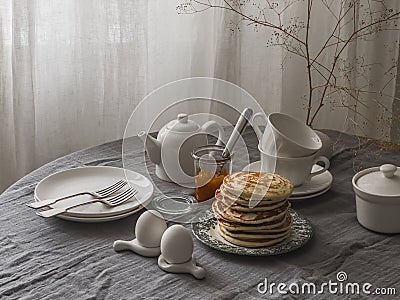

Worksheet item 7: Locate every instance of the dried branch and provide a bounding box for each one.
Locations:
[178,0,400,136]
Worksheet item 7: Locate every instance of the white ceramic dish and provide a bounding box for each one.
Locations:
[252,112,322,157]
[314,130,333,159]
[56,205,144,223]
[34,166,153,218]
[138,113,224,184]
[289,186,331,200]
[243,161,333,196]
[258,145,330,187]
[352,164,400,233]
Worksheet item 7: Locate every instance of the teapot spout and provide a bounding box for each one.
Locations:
[138,131,161,165]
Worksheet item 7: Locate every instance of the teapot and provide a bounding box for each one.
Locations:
[138,113,224,185]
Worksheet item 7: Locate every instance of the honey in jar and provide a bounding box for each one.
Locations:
[191,144,232,202]
[194,168,228,202]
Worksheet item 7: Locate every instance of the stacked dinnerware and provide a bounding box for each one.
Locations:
[33,166,153,222]
[252,112,330,188]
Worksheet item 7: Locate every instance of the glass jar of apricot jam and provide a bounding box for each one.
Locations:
[191,145,232,202]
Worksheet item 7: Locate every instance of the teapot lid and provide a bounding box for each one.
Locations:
[355,164,400,196]
[166,113,200,132]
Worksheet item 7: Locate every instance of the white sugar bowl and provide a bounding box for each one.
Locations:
[352,164,400,233]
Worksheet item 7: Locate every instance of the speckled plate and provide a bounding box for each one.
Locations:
[192,209,313,256]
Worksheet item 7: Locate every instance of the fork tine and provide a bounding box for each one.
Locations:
[100,181,128,197]
[96,180,124,193]
[112,190,137,205]
[97,180,127,195]
[108,188,137,205]
[109,188,137,203]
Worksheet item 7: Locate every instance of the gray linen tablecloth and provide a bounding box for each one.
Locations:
[1,129,399,300]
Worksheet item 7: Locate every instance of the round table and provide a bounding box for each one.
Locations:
[1,129,399,299]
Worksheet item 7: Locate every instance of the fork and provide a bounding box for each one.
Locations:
[36,187,138,218]
[27,180,128,209]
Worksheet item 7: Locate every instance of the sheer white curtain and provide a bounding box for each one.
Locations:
[1,0,399,192]
[210,0,400,138]
[1,0,144,191]
[0,0,221,192]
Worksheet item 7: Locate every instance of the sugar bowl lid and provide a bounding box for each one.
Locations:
[354,164,400,196]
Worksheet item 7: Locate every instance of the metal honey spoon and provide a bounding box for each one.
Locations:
[193,108,253,202]
[211,108,254,175]
[221,108,253,159]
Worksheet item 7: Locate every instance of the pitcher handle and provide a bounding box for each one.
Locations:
[251,112,267,140]
[201,121,224,146]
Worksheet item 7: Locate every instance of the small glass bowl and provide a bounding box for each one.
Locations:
[151,193,196,215]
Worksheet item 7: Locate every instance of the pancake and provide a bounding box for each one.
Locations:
[216,189,287,212]
[218,225,291,248]
[219,185,287,206]
[218,223,290,240]
[218,213,292,232]
[223,171,293,201]
[212,199,289,225]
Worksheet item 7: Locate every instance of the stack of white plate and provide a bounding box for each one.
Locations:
[243,162,333,200]
[34,166,153,222]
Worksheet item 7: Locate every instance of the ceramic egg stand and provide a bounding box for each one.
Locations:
[113,210,205,279]
[113,210,167,257]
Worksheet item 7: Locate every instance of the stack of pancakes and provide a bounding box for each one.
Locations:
[212,171,294,248]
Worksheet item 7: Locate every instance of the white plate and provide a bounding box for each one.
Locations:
[243,161,333,196]
[289,186,331,200]
[34,166,153,218]
[56,205,144,223]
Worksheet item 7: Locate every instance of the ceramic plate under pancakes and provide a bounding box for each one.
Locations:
[243,161,333,197]
[192,209,313,256]
[34,166,153,218]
